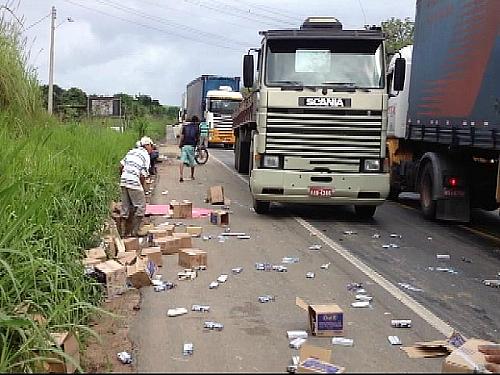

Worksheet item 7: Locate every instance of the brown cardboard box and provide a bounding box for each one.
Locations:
[296,297,344,337]
[94,260,127,297]
[116,251,137,266]
[85,247,107,261]
[43,331,80,373]
[186,226,203,237]
[141,247,163,267]
[157,236,181,255]
[442,338,494,373]
[170,200,192,219]
[297,344,344,374]
[173,233,192,248]
[178,248,207,269]
[148,228,169,240]
[127,256,154,288]
[210,210,229,226]
[83,257,103,267]
[207,185,225,204]
[123,237,140,252]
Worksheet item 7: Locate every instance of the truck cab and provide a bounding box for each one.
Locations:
[205,87,243,147]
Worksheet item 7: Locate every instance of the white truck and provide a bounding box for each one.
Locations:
[205,87,243,147]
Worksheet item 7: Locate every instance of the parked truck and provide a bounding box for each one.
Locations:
[233,17,390,216]
[185,75,242,147]
[387,0,500,222]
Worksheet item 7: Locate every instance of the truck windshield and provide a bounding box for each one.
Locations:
[208,99,241,114]
[265,39,384,89]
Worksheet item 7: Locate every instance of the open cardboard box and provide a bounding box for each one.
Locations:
[296,297,344,337]
[442,338,494,373]
[42,331,80,373]
[207,185,224,205]
[298,344,344,374]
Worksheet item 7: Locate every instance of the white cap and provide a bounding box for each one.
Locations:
[140,136,153,146]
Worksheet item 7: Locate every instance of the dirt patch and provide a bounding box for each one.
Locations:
[81,289,141,373]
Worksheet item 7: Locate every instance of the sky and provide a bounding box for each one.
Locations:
[12,0,416,106]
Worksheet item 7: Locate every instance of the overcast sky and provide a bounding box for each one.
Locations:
[13,0,416,106]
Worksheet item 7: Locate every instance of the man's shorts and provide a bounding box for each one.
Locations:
[180,145,196,167]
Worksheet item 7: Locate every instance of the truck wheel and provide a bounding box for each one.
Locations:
[419,163,436,219]
[253,199,270,214]
[234,135,241,170]
[354,205,376,219]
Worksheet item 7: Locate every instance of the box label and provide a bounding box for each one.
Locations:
[317,313,343,332]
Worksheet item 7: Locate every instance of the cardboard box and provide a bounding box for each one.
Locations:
[156,236,181,255]
[127,256,155,288]
[85,247,107,261]
[173,233,192,248]
[116,251,137,266]
[297,344,344,374]
[83,257,103,267]
[296,297,344,337]
[141,247,163,267]
[207,185,224,205]
[94,260,127,297]
[210,210,229,226]
[442,338,494,373]
[123,237,140,252]
[43,331,80,373]
[148,228,169,240]
[178,248,207,269]
[170,200,192,219]
[186,226,203,237]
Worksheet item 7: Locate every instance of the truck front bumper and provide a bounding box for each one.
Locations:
[250,169,390,205]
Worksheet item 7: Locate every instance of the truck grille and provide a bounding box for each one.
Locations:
[266,108,383,173]
[213,114,234,130]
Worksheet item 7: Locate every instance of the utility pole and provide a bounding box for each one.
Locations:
[48,6,56,115]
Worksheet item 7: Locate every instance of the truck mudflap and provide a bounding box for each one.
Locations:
[436,197,470,222]
[250,169,389,205]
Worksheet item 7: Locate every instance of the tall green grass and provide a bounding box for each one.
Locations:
[0,6,147,372]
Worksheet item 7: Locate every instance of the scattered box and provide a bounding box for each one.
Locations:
[207,185,224,205]
[186,226,203,237]
[297,344,344,374]
[116,251,137,266]
[173,233,193,248]
[442,338,494,373]
[85,247,107,261]
[210,210,229,226]
[94,260,127,297]
[82,257,102,267]
[141,247,163,267]
[148,228,169,240]
[170,200,192,219]
[43,331,80,373]
[178,248,207,269]
[296,297,344,337]
[127,256,155,288]
[157,236,182,255]
[123,237,140,252]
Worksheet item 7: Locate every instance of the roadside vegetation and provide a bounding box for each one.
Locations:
[0,7,173,372]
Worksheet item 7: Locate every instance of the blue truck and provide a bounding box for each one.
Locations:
[387,0,500,222]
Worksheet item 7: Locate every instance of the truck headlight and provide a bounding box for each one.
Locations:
[262,155,280,168]
[363,159,381,172]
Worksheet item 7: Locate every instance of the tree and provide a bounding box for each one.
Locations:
[381,17,415,55]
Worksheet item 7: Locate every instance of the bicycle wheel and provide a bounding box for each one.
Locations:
[195,147,209,165]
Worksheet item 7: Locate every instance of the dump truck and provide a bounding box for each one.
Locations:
[233,17,390,216]
[185,75,241,147]
[387,0,500,222]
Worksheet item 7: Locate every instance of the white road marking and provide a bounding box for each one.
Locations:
[212,152,456,338]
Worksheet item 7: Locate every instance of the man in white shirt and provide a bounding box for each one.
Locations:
[119,136,154,237]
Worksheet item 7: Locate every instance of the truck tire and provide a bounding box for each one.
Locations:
[234,134,241,170]
[419,162,436,219]
[253,199,270,214]
[354,205,376,219]
[237,142,250,174]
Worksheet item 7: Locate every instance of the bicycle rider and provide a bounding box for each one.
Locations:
[179,115,200,182]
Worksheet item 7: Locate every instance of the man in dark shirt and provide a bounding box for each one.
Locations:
[179,115,200,182]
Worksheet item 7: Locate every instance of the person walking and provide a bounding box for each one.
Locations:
[119,136,154,237]
[179,115,200,182]
[199,119,209,148]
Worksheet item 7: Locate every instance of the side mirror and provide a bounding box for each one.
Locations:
[243,54,254,88]
[393,57,406,92]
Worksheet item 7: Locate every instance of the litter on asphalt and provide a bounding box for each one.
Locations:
[372,233,381,239]
[461,257,472,263]
[347,282,363,291]
[204,321,224,331]
[258,295,276,303]
[355,294,373,302]
[390,234,402,238]
[391,319,412,328]
[192,305,210,312]
[436,254,451,260]
[289,337,307,349]
[287,356,300,373]
[183,343,193,356]
[282,257,300,264]
[344,230,357,235]
[167,307,188,317]
[398,283,423,292]
[287,330,308,340]
[482,279,500,288]
[331,337,354,346]
[273,265,288,272]
[306,272,315,279]
[237,235,251,239]
[117,351,132,364]
[209,281,219,289]
[320,263,331,270]
[388,336,402,345]
[232,267,243,274]
[351,301,371,308]
[217,274,228,283]
[309,244,322,250]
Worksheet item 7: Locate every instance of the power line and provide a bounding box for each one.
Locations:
[358,0,367,26]
[62,0,244,50]
[223,0,306,23]
[24,12,51,31]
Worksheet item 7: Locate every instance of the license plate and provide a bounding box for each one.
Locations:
[309,186,333,197]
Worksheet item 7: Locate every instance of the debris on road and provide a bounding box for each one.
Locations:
[436,254,451,260]
[161,190,168,195]
[209,281,219,289]
[178,269,197,281]
[231,267,243,274]
[390,233,402,239]
[183,343,193,356]
[306,272,315,279]
[204,321,224,331]
[308,244,322,250]
[255,263,273,271]
[351,301,370,308]
[482,279,500,288]
[167,307,188,317]
[346,282,363,292]
[202,235,212,241]
[289,337,307,349]
[344,230,357,235]
[388,335,402,345]
[217,274,228,283]
[287,330,308,340]
[398,283,423,292]
[428,267,458,275]
[331,337,354,346]
[237,235,251,239]
[258,295,276,303]
[461,257,472,263]
[117,351,132,364]
[282,257,300,264]
[372,233,381,239]
[286,356,300,373]
[192,305,210,312]
[391,319,412,328]
[296,297,344,336]
[320,263,331,270]
[355,294,373,302]
[273,265,288,272]
[193,265,207,271]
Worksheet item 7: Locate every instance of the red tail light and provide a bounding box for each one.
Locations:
[447,177,458,187]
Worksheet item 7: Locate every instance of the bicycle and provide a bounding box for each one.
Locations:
[194,143,209,165]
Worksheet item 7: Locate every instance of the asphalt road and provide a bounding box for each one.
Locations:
[211,147,500,342]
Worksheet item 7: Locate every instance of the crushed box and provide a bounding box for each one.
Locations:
[207,185,225,205]
[85,247,107,261]
[296,297,344,337]
[210,210,229,226]
[42,331,80,373]
[141,246,163,267]
[173,233,193,248]
[170,200,192,219]
[186,226,203,237]
[94,260,127,297]
[127,256,155,288]
[442,338,494,373]
[178,248,207,269]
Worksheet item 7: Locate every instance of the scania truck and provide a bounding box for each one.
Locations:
[233,17,390,217]
[387,0,499,222]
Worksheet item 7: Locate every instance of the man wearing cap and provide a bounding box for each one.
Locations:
[119,136,154,237]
